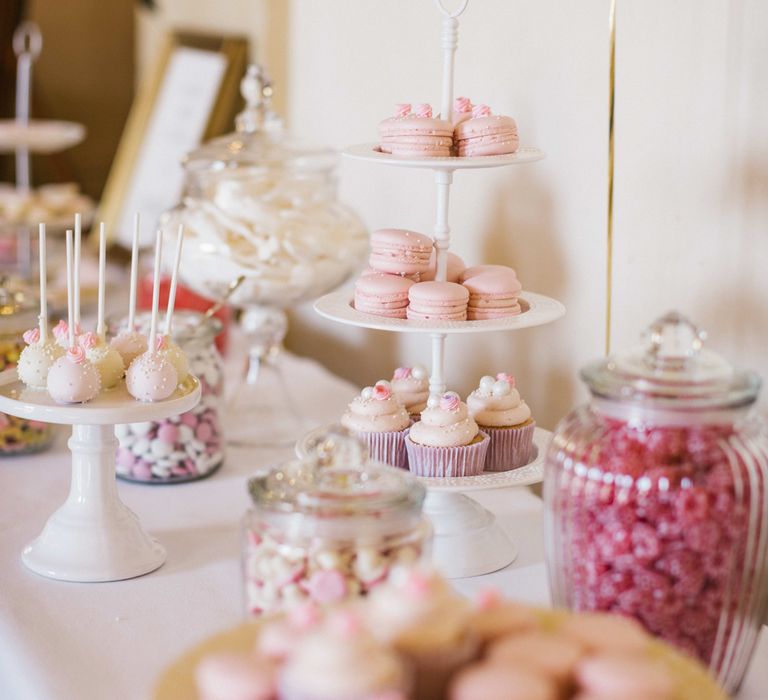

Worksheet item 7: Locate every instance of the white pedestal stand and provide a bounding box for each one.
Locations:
[0,369,200,582]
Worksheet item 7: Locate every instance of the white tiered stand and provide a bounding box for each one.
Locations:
[0,369,200,582]
[312,0,565,578]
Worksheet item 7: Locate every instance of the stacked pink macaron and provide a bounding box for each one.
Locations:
[407,281,469,321]
[354,273,414,319]
[460,265,523,320]
[378,103,453,157]
[454,104,519,157]
[368,228,433,276]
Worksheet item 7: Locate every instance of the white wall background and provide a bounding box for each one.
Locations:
[138,0,768,429]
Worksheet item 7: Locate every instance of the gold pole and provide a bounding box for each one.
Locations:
[606,0,617,355]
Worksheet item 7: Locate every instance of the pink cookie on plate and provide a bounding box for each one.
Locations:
[379,103,453,158]
[455,104,519,157]
[462,272,522,320]
[420,249,466,283]
[369,228,434,276]
[407,281,469,321]
[354,273,414,319]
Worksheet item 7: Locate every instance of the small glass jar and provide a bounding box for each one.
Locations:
[243,459,432,617]
[115,311,224,483]
[544,312,768,693]
[0,284,55,455]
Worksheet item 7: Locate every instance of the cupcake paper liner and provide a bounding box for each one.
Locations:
[405,432,489,478]
[482,420,536,471]
[356,428,409,469]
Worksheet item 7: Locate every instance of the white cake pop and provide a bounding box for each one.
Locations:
[17,327,62,389]
[126,229,178,402]
[110,213,147,365]
[81,332,124,389]
[158,224,189,383]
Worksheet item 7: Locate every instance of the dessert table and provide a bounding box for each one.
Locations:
[0,352,766,700]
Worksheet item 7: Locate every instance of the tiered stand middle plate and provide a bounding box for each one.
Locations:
[0,368,201,582]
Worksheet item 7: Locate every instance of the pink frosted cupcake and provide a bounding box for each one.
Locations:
[341,381,410,469]
[390,365,429,419]
[467,373,535,471]
[405,391,488,477]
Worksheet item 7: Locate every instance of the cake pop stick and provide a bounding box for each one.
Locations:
[148,229,163,355]
[164,224,184,336]
[96,222,106,340]
[66,229,75,350]
[38,222,47,342]
[74,212,81,330]
[128,212,139,331]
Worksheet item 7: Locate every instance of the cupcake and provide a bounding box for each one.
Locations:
[467,373,535,471]
[390,365,429,418]
[279,610,408,700]
[365,566,478,700]
[340,380,410,469]
[405,391,488,477]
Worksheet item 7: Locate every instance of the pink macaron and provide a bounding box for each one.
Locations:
[462,271,523,320]
[369,228,434,276]
[459,264,517,283]
[407,281,469,321]
[421,249,467,283]
[379,103,453,158]
[455,105,519,157]
[354,273,414,318]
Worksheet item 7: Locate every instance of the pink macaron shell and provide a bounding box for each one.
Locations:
[378,115,453,137]
[421,250,466,283]
[450,662,559,700]
[409,281,469,306]
[467,306,521,320]
[407,307,467,321]
[355,303,408,319]
[455,114,518,140]
[462,273,522,298]
[467,296,521,308]
[387,144,452,157]
[459,264,518,282]
[354,273,415,301]
[458,137,519,157]
[381,135,453,148]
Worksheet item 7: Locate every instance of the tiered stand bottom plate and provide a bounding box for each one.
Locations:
[0,369,201,582]
[296,426,550,579]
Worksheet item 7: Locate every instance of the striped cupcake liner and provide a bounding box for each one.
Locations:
[355,428,409,469]
[482,421,536,471]
[405,432,489,478]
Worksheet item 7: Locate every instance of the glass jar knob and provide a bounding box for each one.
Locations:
[644,311,706,373]
[235,63,280,134]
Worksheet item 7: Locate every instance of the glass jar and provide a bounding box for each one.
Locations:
[544,312,768,693]
[0,283,55,455]
[115,311,224,483]
[243,459,432,617]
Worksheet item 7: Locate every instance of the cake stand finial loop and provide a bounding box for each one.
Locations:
[435,0,469,19]
[12,21,42,61]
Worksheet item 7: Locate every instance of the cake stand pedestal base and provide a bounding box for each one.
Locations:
[424,490,516,579]
[21,424,166,582]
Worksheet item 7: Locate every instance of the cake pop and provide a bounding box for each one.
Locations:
[47,229,101,404]
[17,223,64,389]
[81,224,125,389]
[54,213,84,348]
[159,224,189,383]
[126,230,178,402]
[110,213,148,365]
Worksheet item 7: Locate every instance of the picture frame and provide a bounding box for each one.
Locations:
[97,30,249,248]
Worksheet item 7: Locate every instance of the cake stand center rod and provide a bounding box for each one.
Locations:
[430,332,447,397]
[68,424,120,505]
[433,169,453,283]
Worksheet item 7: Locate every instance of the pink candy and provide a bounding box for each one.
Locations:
[394,103,411,118]
[373,382,392,401]
[392,367,412,380]
[472,103,491,118]
[157,423,178,444]
[23,328,39,345]
[454,96,472,113]
[308,570,348,604]
[79,332,97,350]
[413,103,432,118]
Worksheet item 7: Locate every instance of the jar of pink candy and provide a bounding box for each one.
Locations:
[115,311,224,483]
[544,311,768,694]
[243,459,432,617]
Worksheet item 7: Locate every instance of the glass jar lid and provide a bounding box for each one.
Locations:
[0,279,37,336]
[581,311,760,410]
[247,459,426,539]
[182,64,336,174]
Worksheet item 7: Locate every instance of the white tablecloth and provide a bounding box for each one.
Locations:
[0,353,766,700]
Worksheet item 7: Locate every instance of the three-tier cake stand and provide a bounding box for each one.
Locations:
[310,0,565,578]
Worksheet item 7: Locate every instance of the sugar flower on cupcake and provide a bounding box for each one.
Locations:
[467,373,535,471]
[341,380,410,469]
[390,365,429,418]
[406,391,488,477]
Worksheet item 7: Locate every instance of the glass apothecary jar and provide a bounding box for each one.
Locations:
[544,312,768,693]
[0,284,55,455]
[243,459,432,617]
[114,311,224,483]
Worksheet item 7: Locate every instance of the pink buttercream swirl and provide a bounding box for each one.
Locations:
[472,104,492,118]
[454,96,472,113]
[23,328,40,345]
[373,382,392,400]
[394,103,411,118]
[52,320,68,339]
[66,345,86,364]
[440,391,461,411]
[392,367,412,380]
[413,103,432,118]
[155,334,168,351]
[496,372,516,388]
[79,331,98,350]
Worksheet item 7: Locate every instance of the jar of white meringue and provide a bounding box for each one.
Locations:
[115,311,224,483]
[242,459,432,617]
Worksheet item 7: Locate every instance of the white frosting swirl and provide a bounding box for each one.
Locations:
[390,370,429,414]
[467,386,531,427]
[408,400,478,447]
[341,391,410,433]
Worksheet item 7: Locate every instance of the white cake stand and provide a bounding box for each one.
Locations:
[0,368,201,582]
[297,425,549,579]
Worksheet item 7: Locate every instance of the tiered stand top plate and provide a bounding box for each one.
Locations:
[343,143,544,169]
[296,425,551,492]
[0,119,85,153]
[315,290,565,334]
[0,368,201,424]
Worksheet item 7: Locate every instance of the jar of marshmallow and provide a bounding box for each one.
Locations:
[243,459,432,617]
[115,311,224,483]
